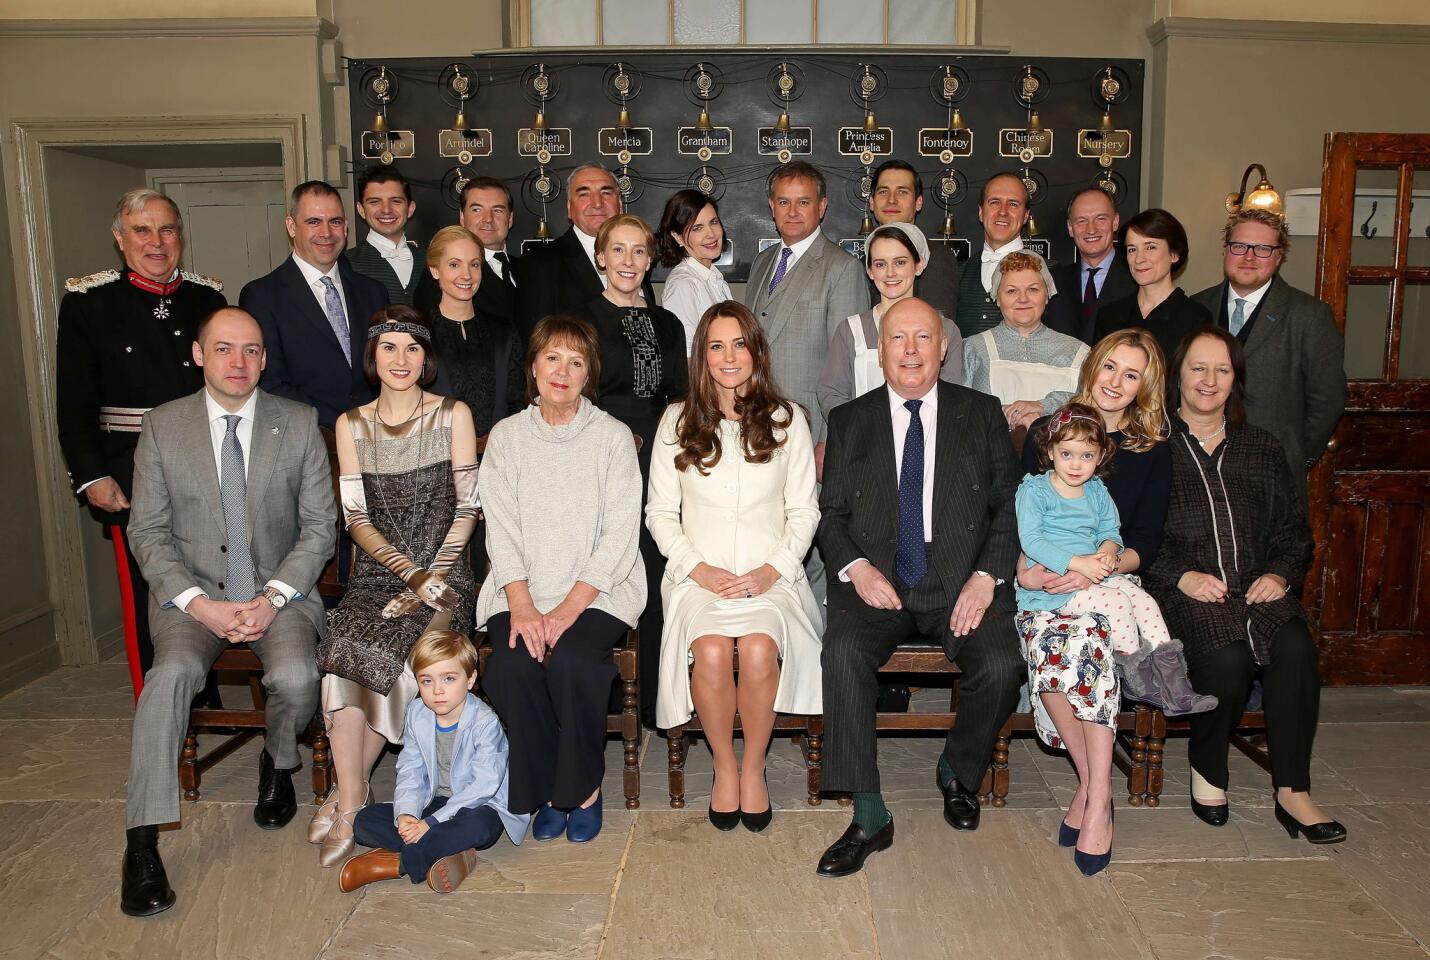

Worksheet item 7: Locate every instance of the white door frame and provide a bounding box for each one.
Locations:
[4,115,307,664]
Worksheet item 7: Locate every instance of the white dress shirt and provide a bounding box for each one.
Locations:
[979,237,1025,293]
[574,227,608,289]
[661,256,733,353]
[291,253,346,319]
[779,227,822,274]
[484,247,512,283]
[171,389,297,612]
[365,230,414,286]
[1226,277,1274,317]
[838,381,939,582]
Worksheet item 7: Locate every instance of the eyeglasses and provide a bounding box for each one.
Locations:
[1226,241,1282,259]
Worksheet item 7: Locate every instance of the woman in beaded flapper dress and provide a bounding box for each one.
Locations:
[310,305,481,868]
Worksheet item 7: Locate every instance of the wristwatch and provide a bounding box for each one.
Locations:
[261,586,287,610]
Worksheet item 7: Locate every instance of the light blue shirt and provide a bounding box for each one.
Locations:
[1015,472,1123,611]
[1081,251,1118,299]
[392,692,530,843]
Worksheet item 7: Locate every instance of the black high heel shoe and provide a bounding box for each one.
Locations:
[741,772,772,833]
[1190,786,1229,827]
[1274,800,1346,845]
[1073,799,1114,877]
[709,804,740,831]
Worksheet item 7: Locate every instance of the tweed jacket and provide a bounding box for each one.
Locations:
[345,237,424,305]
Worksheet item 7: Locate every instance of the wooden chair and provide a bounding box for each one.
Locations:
[179,645,333,803]
[665,647,823,808]
[476,630,642,809]
[1136,708,1268,807]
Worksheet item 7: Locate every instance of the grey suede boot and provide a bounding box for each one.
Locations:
[1114,640,1159,706]
[1150,640,1219,716]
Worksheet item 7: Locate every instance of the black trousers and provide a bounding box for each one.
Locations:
[821,576,1024,794]
[352,797,503,884]
[483,608,624,813]
[636,525,664,721]
[1186,619,1320,792]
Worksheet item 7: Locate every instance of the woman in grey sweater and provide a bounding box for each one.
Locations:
[477,314,646,845]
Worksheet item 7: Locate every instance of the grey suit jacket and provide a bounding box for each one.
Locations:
[818,380,1020,618]
[128,388,339,635]
[1191,275,1346,477]
[746,233,871,443]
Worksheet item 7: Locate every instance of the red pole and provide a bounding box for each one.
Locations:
[110,524,144,701]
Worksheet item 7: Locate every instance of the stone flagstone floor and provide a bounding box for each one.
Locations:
[2,663,1428,959]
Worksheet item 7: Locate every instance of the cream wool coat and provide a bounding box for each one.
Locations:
[645,402,824,729]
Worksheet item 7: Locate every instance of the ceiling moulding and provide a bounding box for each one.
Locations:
[0,17,337,39]
[1147,16,1430,45]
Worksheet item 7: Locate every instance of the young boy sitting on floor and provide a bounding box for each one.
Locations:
[339,630,530,893]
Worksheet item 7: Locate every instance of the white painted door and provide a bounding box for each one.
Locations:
[148,168,289,294]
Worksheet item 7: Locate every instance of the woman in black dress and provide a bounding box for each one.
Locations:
[576,213,688,725]
[425,225,524,437]
[1094,209,1213,364]
[1146,325,1344,844]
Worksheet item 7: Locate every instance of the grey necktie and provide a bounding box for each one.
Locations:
[1230,297,1248,336]
[220,414,256,602]
[319,276,352,365]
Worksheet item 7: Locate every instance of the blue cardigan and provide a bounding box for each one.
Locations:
[392,692,530,844]
[1015,472,1122,611]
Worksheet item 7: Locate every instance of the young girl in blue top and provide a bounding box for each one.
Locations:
[1017,403,1215,719]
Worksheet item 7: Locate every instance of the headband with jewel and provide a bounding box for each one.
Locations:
[366,320,431,342]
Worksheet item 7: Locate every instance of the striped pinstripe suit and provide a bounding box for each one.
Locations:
[818,380,1025,794]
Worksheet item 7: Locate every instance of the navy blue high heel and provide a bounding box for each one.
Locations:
[1074,800,1114,877]
[1058,819,1080,847]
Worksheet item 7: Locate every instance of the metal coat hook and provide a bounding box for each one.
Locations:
[1360,200,1378,239]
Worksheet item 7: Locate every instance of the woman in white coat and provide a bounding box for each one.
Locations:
[646,300,822,833]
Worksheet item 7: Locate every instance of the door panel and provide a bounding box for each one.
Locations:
[150,170,287,295]
[1310,132,1430,685]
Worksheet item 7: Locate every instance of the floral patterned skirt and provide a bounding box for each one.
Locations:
[1016,610,1120,749]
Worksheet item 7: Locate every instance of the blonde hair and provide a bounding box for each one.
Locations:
[594,213,656,258]
[410,630,478,676]
[1221,208,1291,257]
[1073,329,1169,453]
[425,225,484,270]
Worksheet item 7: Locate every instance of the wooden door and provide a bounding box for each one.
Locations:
[149,169,289,294]
[1310,132,1430,684]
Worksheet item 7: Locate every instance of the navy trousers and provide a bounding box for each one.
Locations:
[352,797,503,884]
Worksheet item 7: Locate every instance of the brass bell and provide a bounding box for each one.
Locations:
[860,211,875,234]
[775,111,791,132]
[950,109,967,132]
[863,111,878,132]
[1028,112,1043,133]
[373,111,388,134]
[453,109,468,132]
[533,109,547,131]
[536,218,550,239]
[696,108,713,131]
[1099,111,1114,136]
[1026,214,1041,237]
[617,106,632,129]
[942,213,955,237]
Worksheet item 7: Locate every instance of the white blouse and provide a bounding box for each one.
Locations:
[660,257,733,355]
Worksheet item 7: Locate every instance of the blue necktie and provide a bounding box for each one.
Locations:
[895,399,928,587]
[767,247,792,296]
[1229,297,1248,336]
[319,276,352,365]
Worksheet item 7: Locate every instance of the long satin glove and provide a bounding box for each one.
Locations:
[340,475,459,613]
[377,464,478,618]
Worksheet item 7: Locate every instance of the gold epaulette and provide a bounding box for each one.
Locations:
[64,269,121,293]
[181,270,224,292]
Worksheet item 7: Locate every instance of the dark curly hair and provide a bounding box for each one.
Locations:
[674,301,792,475]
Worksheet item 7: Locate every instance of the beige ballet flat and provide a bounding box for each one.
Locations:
[307,792,340,844]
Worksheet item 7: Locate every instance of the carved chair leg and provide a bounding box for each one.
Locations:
[668,725,688,809]
[1124,705,1151,807]
[804,716,823,806]
[1145,709,1167,808]
[989,725,1012,808]
[180,725,200,802]
[621,672,641,810]
[309,718,332,803]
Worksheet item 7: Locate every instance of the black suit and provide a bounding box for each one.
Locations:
[514,229,655,344]
[818,381,1024,794]
[1044,251,1136,345]
[240,256,389,428]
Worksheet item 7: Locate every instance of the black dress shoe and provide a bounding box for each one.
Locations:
[254,747,298,830]
[816,818,894,878]
[875,683,912,713]
[1190,789,1229,827]
[1274,800,1347,845]
[939,777,981,831]
[120,843,175,918]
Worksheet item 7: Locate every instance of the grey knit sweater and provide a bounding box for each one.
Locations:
[475,397,646,629]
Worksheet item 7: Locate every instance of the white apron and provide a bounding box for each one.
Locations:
[847,311,885,398]
[983,330,1081,406]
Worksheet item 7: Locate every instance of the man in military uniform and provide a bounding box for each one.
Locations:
[56,188,226,690]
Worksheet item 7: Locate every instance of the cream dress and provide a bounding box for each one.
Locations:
[645,402,823,729]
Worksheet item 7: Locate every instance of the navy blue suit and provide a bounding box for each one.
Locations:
[240,256,389,428]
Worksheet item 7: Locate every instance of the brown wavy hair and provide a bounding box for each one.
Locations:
[1073,328,1169,453]
[674,301,792,475]
[1034,402,1119,478]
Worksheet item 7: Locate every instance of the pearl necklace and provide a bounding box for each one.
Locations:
[1181,410,1227,448]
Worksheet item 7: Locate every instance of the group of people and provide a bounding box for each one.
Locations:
[52,152,1347,918]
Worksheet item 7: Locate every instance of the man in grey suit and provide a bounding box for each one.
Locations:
[1190,209,1346,491]
[815,298,1024,878]
[120,307,337,917]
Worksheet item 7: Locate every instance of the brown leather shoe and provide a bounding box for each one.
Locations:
[427,848,478,894]
[338,849,401,892]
